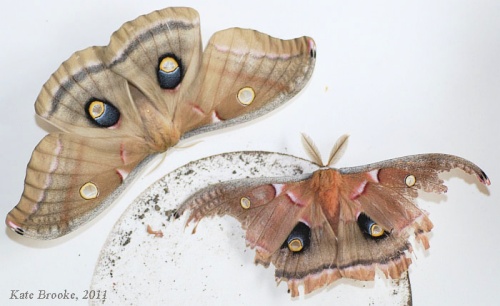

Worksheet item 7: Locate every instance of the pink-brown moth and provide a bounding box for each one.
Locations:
[5,7,316,239]
[179,134,490,297]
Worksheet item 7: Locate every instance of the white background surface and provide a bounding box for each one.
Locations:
[0,1,498,305]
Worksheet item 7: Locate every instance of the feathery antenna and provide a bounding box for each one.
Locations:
[301,133,350,167]
[327,134,349,166]
[301,133,324,166]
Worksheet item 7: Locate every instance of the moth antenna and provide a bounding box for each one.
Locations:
[175,139,204,149]
[144,151,169,176]
[326,134,349,167]
[301,133,324,166]
[145,140,202,175]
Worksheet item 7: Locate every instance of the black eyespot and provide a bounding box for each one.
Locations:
[282,222,311,253]
[157,54,183,89]
[85,99,120,127]
[357,213,387,239]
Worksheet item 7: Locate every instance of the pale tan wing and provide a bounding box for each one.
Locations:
[9,15,169,240]
[38,7,315,145]
[18,44,155,240]
[6,133,149,239]
[35,46,145,139]
[104,7,202,125]
[9,7,317,240]
[177,28,316,135]
[35,9,203,149]
[7,8,204,239]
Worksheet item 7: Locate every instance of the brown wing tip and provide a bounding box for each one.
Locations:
[479,170,491,186]
[5,217,25,236]
[306,37,317,59]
